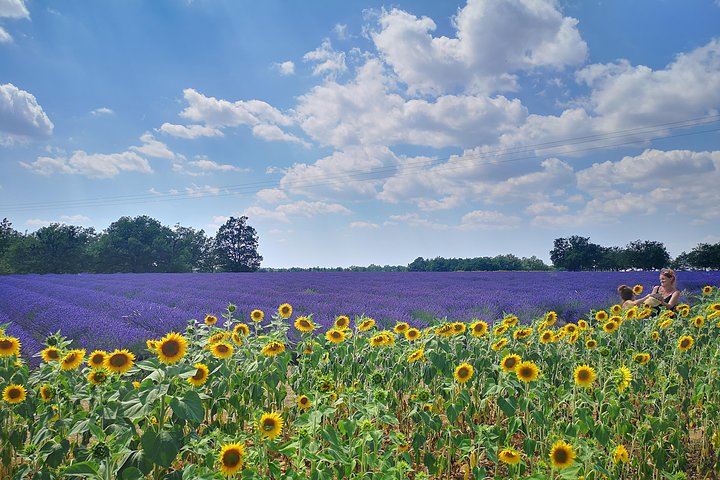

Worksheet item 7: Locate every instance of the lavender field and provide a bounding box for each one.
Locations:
[1,271,719,360]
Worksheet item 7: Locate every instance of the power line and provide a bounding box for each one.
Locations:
[3,114,719,213]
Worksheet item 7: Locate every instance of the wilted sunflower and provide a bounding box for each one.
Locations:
[88,350,108,370]
[492,338,508,351]
[40,346,61,362]
[60,349,86,371]
[188,363,209,386]
[334,316,350,329]
[0,336,21,357]
[633,353,651,365]
[156,332,187,364]
[516,361,540,383]
[574,364,596,388]
[617,366,632,393]
[218,442,245,476]
[407,348,424,363]
[549,440,576,469]
[469,320,488,337]
[613,444,629,464]
[602,321,619,334]
[294,317,315,332]
[278,303,292,319]
[297,395,311,410]
[503,315,519,327]
[2,384,27,404]
[632,284,643,295]
[610,304,622,315]
[595,311,609,322]
[677,335,694,352]
[544,312,557,326]
[498,448,521,465]
[88,370,108,385]
[251,309,264,322]
[233,323,250,336]
[211,342,234,359]
[325,329,345,344]
[204,314,218,326]
[358,318,376,331]
[405,328,421,341]
[39,384,53,402]
[261,341,286,356]
[258,411,284,440]
[500,354,521,373]
[454,363,474,384]
[585,338,597,349]
[692,316,705,328]
[104,349,135,374]
[393,322,409,334]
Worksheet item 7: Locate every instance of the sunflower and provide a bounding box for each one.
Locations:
[677,335,694,352]
[602,321,619,334]
[595,311,608,322]
[204,314,218,326]
[454,363,474,384]
[297,395,311,410]
[513,327,533,340]
[436,324,455,337]
[540,330,554,344]
[692,316,705,328]
[334,316,350,329]
[208,332,230,344]
[638,308,652,320]
[405,328,421,341]
[156,332,188,364]
[651,331,659,341]
[544,312,557,326]
[677,305,690,317]
[503,315,519,327]
[658,318,673,329]
[39,384,53,402]
[624,306,637,320]
[407,348,425,363]
[211,342,234,359]
[617,366,632,393]
[574,364,596,388]
[370,334,385,347]
[294,317,315,333]
[188,363,209,386]
[633,353,650,365]
[358,318,376,331]
[251,309,264,322]
[494,325,509,336]
[577,319,588,330]
[258,411,284,440]
[702,285,713,295]
[278,303,292,319]
[564,324,578,334]
[231,332,243,345]
[549,441,576,469]
[40,346,61,362]
[633,284,643,295]
[393,322,409,334]
[469,320,489,337]
[325,329,345,344]
[710,302,720,312]
[218,442,245,476]
[233,323,250,336]
[585,339,597,349]
[88,370,108,385]
[613,444,629,464]
[610,304,622,315]
[498,448,521,465]
[452,322,466,334]
[2,384,27,404]
[492,338,508,351]
[104,349,135,374]
[261,341,286,356]
[516,361,540,383]
[60,349,86,371]
[87,350,108,370]
[0,336,21,357]
[500,354,521,373]
[146,340,158,351]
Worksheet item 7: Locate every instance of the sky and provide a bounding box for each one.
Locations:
[1,0,720,268]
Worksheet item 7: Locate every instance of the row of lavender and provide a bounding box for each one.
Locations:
[1,271,719,361]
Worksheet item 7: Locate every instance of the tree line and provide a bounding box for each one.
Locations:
[0,216,262,274]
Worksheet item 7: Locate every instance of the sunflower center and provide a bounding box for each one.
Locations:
[64,353,77,363]
[681,339,690,348]
[554,449,568,463]
[47,350,59,359]
[162,340,180,357]
[223,451,241,467]
[263,419,276,430]
[0,339,11,349]
[578,370,590,381]
[110,355,127,367]
[192,369,205,380]
[8,388,20,399]
[505,358,517,368]
[520,367,531,378]
[459,367,469,378]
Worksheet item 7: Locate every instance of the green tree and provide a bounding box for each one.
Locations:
[213,216,262,272]
[92,216,175,273]
[32,223,96,273]
[550,236,603,271]
[170,224,212,272]
[685,242,720,269]
[0,218,21,274]
[622,240,670,270]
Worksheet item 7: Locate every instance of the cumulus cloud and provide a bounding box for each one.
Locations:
[159,122,224,139]
[20,150,153,178]
[26,214,92,228]
[371,0,587,95]
[244,200,351,223]
[350,221,379,229]
[303,39,347,78]
[0,0,29,18]
[90,107,114,116]
[460,209,521,229]
[0,83,54,142]
[180,88,293,128]
[0,26,11,43]
[385,212,448,229]
[276,61,295,76]
[130,132,180,159]
[256,188,288,204]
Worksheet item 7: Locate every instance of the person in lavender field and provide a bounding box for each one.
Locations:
[617,285,654,308]
[648,268,680,311]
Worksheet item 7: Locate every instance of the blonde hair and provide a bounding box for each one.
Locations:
[660,268,677,287]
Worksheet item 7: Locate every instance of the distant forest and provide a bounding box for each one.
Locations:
[1,216,718,274]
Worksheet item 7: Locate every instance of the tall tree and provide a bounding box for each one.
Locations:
[686,242,720,269]
[550,236,603,271]
[0,218,21,274]
[170,224,212,272]
[31,223,96,273]
[213,216,262,272]
[623,240,670,270]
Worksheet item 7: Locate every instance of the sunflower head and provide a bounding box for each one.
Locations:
[540,330,554,344]
[544,312,557,326]
[677,335,694,352]
[88,370,108,385]
[261,341,286,356]
[211,342,234,359]
[633,353,651,365]
[469,320,488,337]
[88,350,108,369]
[500,354,521,373]
[407,348,425,363]
[617,366,632,393]
[61,349,86,371]
[218,442,246,476]
[297,395,311,410]
[702,285,714,295]
[574,364,596,388]
[39,384,54,402]
[503,315,519,327]
[325,329,345,344]
[452,322,466,334]
[610,304,622,315]
[233,323,250,336]
[613,444,629,464]
[692,316,705,328]
[549,440,576,469]
[251,309,264,322]
[393,322,409,334]
[498,448,521,465]
[516,361,540,383]
[602,320,619,333]
[0,336,21,357]
[334,316,350,329]
[3,384,27,404]
[188,363,209,387]
[404,328,421,341]
[294,317,315,333]
[454,363,474,384]
[41,346,61,362]
[204,314,218,326]
[105,349,135,374]
[358,318,376,332]
[632,284,643,295]
[278,304,292,319]
[492,338,508,351]
[651,331,659,341]
[595,311,609,322]
[156,332,188,364]
[585,338,597,349]
[258,411,284,439]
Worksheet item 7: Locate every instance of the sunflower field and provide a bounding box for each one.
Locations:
[1,287,720,479]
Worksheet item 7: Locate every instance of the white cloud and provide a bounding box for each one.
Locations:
[0,0,29,18]
[251,123,310,146]
[385,212,448,229]
[303,39,347,78]
[130,132,180,159]
[0,26,11,43]
[0,83,54,141]
[159,122,224,139]
[90,107,114,116]
[524,200,568,216]
[276,61,295,76]
[183,184,220,197]
[256,188,288,204]
[371,0,586,95]
[20,150,153,178]
[460,209,521,229]
[244,200,351,223]
[350,221,379,229]
[187,158,244,172]
[334,24,349,40]
[180,88,293,128]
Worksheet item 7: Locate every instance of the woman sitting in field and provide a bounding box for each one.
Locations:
[649,268,681,311]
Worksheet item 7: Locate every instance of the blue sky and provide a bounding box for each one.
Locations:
[1,0,719,268]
